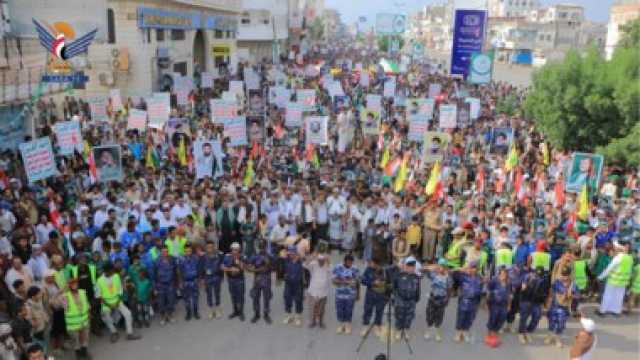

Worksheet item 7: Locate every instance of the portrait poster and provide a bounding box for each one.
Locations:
[305,116,329,145]
[53,121,83,156]
[333,95,350,112]
[360,108,381,136]
[456,100,471,128]
[247,116,266,144]
[407,98,435,120]
[194,140,219,179]
[438,104,458,129]
[490,127,513,154]
[19,137,57,183]
[565,152,604,194]
[423,131,451,164]
[248,89,265,115]
[93,145,123,182]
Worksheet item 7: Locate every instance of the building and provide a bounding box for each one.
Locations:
[236,0,289,64]
[406,1,454,53]
[488,0,541,18]
[605,0,640,60]
[5,0,240,99]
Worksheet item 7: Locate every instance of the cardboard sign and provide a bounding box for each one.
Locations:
[20,137,57,183]
[53,121,83,156]
[127,109,148,131]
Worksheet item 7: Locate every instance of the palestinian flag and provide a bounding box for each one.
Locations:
[379,58,399,74]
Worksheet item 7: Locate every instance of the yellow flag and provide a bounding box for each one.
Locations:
[577,184,589,221]
[177,137,187,166]
[425,161,441,195]
[380,147,390,169]
[243,159,255,187]
[393,156,409,193]
[505,144,518,172]
[83,140,91,159]
[541,142,550,166]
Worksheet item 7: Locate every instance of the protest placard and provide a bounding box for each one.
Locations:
[407,98,435,120]
[408,115,429,142]
[210,99,238,122]
[438,104,457,129]
[466,97,481,119]
[490,127,513,154]
[88,97,108,122]
[53,121,82,156]
[366,94,382,111]
[269,87,291,108]
[127,109,147,131]
[361,108,381,136]
[20,137,57,183]
[360,71,370,87]
[383,76,396,98]
[93,145,123,182]
[428,83,442,98]
[285,102,304,127]
[423,132,451,164]
[229,81,244,98]
[110,89,123,112]
[297,89,316,111]
[305,116,329,145]
[147,92,170,129]
[223,117,248,147]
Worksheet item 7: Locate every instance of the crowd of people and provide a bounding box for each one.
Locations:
[0,43,638,360]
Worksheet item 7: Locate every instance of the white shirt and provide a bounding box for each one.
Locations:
[94,209,109,229]
[0,210,16,233]
[305,259,332,298]
[315,202,328,224]
[171,204,192,220]
[35,223,56,245]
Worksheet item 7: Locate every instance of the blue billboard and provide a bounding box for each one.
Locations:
[450,9,487,77]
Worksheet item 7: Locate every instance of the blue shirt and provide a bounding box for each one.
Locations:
[487,277,510,306]
[154,256,177,285]
[426,271,451,299]
[179,255,200,281]
[283,258,304,284]
[120,231,142,250]
[248,253,273,287]
[109,250,130,269]
[200,253,224,280]
[333,264,359,300]
[513,243,531,267]
[595,230,616,249]
[454,272,484,311]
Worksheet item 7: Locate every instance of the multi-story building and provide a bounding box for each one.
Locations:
[407,1,454,53]
[5,0,240,100]
[605,0,640,60]
[488,0,541,18]
[236,0,289,64]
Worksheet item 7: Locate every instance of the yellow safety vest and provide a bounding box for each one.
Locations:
[64,290,89,332]
[531,251,551,271]
[573,259,588,290]
[54,270,67,289]
[495,248,513,269]
[608,254,633,287]
[631,264,640,295]
[97,274,122,312]
[446,240,465,269]
[165,237,187,257]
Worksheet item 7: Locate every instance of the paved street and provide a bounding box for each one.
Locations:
[81,257,640,360]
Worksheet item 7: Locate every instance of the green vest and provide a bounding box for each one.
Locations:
[64,264,78,282]
[608,254,633,287]
[64,290,89,332]
[631,264,640,295]
[149,247,159,261]
[495,248,513,269]
[88,264,97,285]
[97,274,122,312]
[478,251,488,275]
[573,259,588,290]
[531,251,551,271]
[446,240,464,269]
[165,237,187,257]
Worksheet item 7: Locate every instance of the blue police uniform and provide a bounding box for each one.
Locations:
[486,277,511,332]
[454,272,483,331]
[154,255,177,316]
[201,252,224,309]
[333,264,359,322]
[518,271,548,335]
[506,265,526,325]
[223,254,246,316]
[393,271,420,331]
[179,254,201,318]
[249,253,273,318]
[283,258,305,314]
[548,279,577,334]
[361,266,388,326]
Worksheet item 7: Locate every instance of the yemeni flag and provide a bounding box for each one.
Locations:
[379,58,399,74]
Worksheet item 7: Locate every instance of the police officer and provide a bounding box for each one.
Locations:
[179,243,200,321]
[505,263,526,332]
[392,258,420,341]
[222,242,246,321]
[281,245,305,327]
[452,261,484,343]
[153,246,178,326]
[201,240,224,319]
[485,267,512,347]
[360,258,388,337]
[247,242,273,324]
[518,266,549,344]
[333,253,359,335]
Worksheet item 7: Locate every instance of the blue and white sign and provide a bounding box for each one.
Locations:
[376,13,406,35]
[451,9,487,77]
[468,53,493,84]
[20,137,57,183]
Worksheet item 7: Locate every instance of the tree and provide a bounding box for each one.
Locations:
[496,94,519,116]
[617,18,640,49]
[308,18,324,41]
[377,36,404,53]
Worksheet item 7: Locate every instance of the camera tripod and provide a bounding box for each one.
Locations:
[355,292,413,359]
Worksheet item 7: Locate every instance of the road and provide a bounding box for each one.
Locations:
[75,257,639,360]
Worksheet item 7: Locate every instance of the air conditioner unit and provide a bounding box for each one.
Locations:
[98,71,115,86]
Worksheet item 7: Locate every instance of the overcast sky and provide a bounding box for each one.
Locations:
[326,0,614,25]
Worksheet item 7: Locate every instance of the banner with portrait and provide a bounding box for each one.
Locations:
[53,120,83,156]
[93,145,123,182]
[360,108,381,136]
[565,152,604,194]
[423,131,451,164]
[20,137,57,183]
[456,100,471,128]
[247,116,266,144]
[490,127,513,154]
[407,98,435,120]
[248,89,265,115]
[305,116,329,145]
[193,140,223,179]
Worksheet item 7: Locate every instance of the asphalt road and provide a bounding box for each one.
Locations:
[72,256,640,360]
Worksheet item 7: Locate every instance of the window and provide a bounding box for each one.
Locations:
[262,18,270,25]
[146,29,151,43]
[241,18,250,24]
[173,62,187,76]
[171,29,185,41]
[226,31,234,39]
[107,8,116,44]
[156,29,165,42]
[215,30,223,39]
